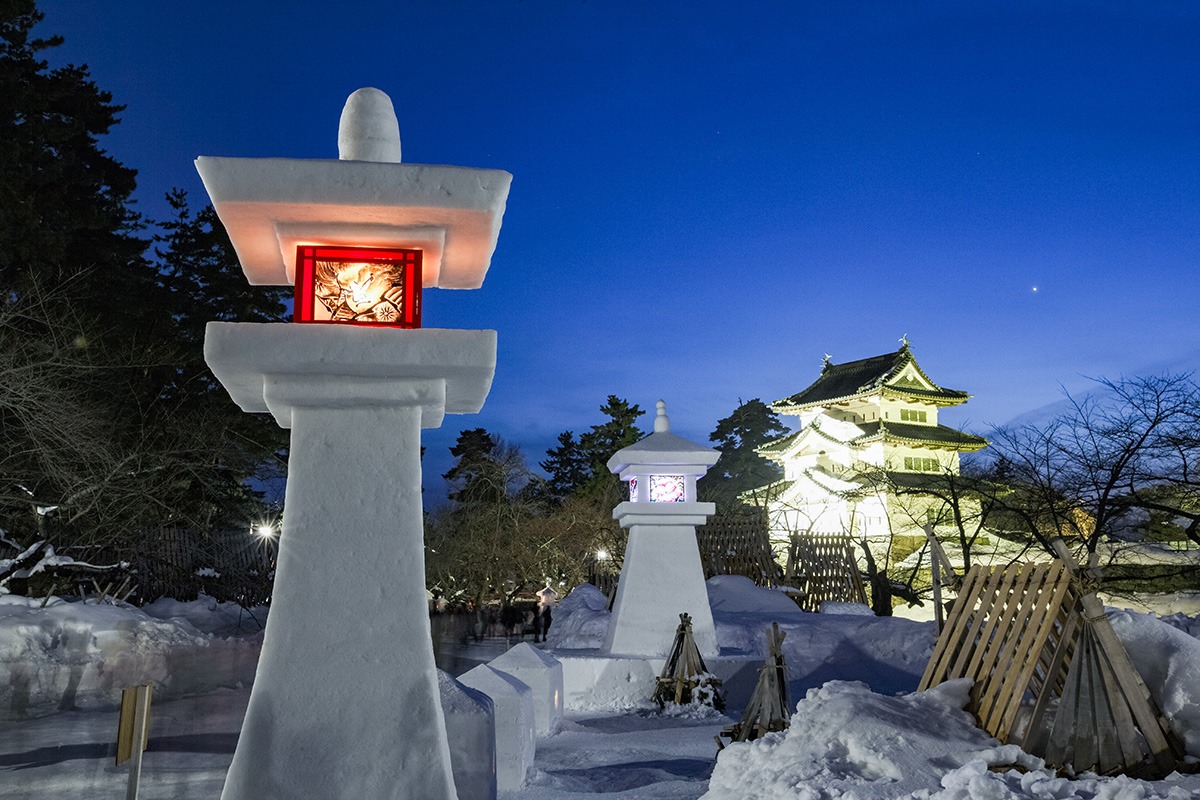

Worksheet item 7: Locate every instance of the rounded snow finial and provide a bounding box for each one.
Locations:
[338,88,401,163]
[654,400,670,433]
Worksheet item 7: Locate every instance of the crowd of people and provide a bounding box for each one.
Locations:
[428,585,559,669]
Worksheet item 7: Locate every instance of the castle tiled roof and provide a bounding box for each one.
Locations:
[854,421,987,450]
[774,345,968,411]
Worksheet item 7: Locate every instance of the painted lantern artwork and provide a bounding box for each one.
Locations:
[294,246,422,327]
[649,475,686,503]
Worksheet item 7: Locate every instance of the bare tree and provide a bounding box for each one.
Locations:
[987,374,1200,561]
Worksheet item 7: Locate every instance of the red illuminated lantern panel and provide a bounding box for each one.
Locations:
[294,246,422,327]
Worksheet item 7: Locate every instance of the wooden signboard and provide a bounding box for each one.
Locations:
[116,683,152,800]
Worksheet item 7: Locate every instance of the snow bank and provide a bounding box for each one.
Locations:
[705,679,1027,799]
[1109,608,1200,756]
[142,594,268,636]
[705,576,935,697]
[1,595,261,715]
[544,583,610,650]
[705,678,1200,800]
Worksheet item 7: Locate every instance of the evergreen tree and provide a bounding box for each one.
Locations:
[539,431,590,502]
[0,5,287,593]
[698,398,789,511]
[540,396,645,502]
[0,1,152,323]
[147,190,290,529]
[578,396,645,472]
[444,428,511,505]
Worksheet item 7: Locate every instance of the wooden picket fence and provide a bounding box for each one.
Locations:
[920,554,1183,777]
[787,533,867,612]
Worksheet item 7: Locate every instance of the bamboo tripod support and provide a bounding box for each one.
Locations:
[718,622,789,748]
[653,613,724,710]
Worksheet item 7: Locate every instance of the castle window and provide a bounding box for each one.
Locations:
[904,456,940,472]
[900,409,928,423]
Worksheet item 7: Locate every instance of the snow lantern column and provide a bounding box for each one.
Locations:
[197,88,511,800]
[603,401,720,658]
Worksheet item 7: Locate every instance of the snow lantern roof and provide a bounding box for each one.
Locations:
[607,401,720,476]
[195,88,512,289]
[489,641,561,670]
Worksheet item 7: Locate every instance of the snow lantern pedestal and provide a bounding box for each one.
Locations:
[603,401,720,659]
[198,88,511,800]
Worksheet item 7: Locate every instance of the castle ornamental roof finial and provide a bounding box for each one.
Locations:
[898,334,910,350]
[821,353,833,371]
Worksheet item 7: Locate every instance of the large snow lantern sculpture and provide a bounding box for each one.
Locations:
[196,88,511,800]
[603,401,721,658]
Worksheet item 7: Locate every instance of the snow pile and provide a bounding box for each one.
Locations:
[706,576,935,696]
[142,594,268,636]
[705,678,1200,800]
[705,679,1026,799]
[1109,608,1200,756]
[0,594,261,714]
[819,601,875,616]
[707,575,800,616]
[548,577,935,696]
[544,583,611,650]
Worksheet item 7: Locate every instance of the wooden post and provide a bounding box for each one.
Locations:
[116,684,152,800]
[930,536,943,631]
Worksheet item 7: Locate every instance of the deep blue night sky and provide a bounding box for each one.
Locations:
[38,1,1200,502]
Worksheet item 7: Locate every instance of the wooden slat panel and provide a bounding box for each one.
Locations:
[920,564,989,690]
[989,561,1072,737]
[924,552,1182,778]
[788,534,867,611]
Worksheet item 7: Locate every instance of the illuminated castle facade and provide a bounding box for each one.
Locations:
[757,343,988,550]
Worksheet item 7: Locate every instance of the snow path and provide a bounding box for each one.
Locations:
[0,685,730,799]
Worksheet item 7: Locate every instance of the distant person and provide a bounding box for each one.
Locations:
[536,583,558,644]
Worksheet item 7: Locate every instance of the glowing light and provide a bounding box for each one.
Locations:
[294,245,421,327]
[253,524,277,539]
[595,549,610,561]
[649,474,686,503]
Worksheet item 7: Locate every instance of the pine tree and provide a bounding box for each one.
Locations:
[0,5,286,590]
[0,1,152,322]
[539,431,590,502]
[698,398,789,511]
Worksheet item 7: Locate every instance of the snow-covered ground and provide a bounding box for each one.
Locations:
[1,581,1198,799]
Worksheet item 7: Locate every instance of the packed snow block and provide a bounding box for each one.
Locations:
[555,652,761,712]
[457,664,537,790]
[556,654,661,710]
[438,671,497,800]
[488,643,563,735]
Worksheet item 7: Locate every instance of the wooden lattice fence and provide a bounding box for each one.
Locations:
[696,514,784,587]
[104,527,277,603]
[920,555,1183,777]
[787,533,868,612]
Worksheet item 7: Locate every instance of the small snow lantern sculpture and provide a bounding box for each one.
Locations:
[616,401,712,505]
[603,399,721,658]
[294,245,421,327]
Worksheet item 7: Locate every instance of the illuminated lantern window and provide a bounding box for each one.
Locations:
[649,475,686,503]
[294,246,421,327]
[629,477,638,502]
